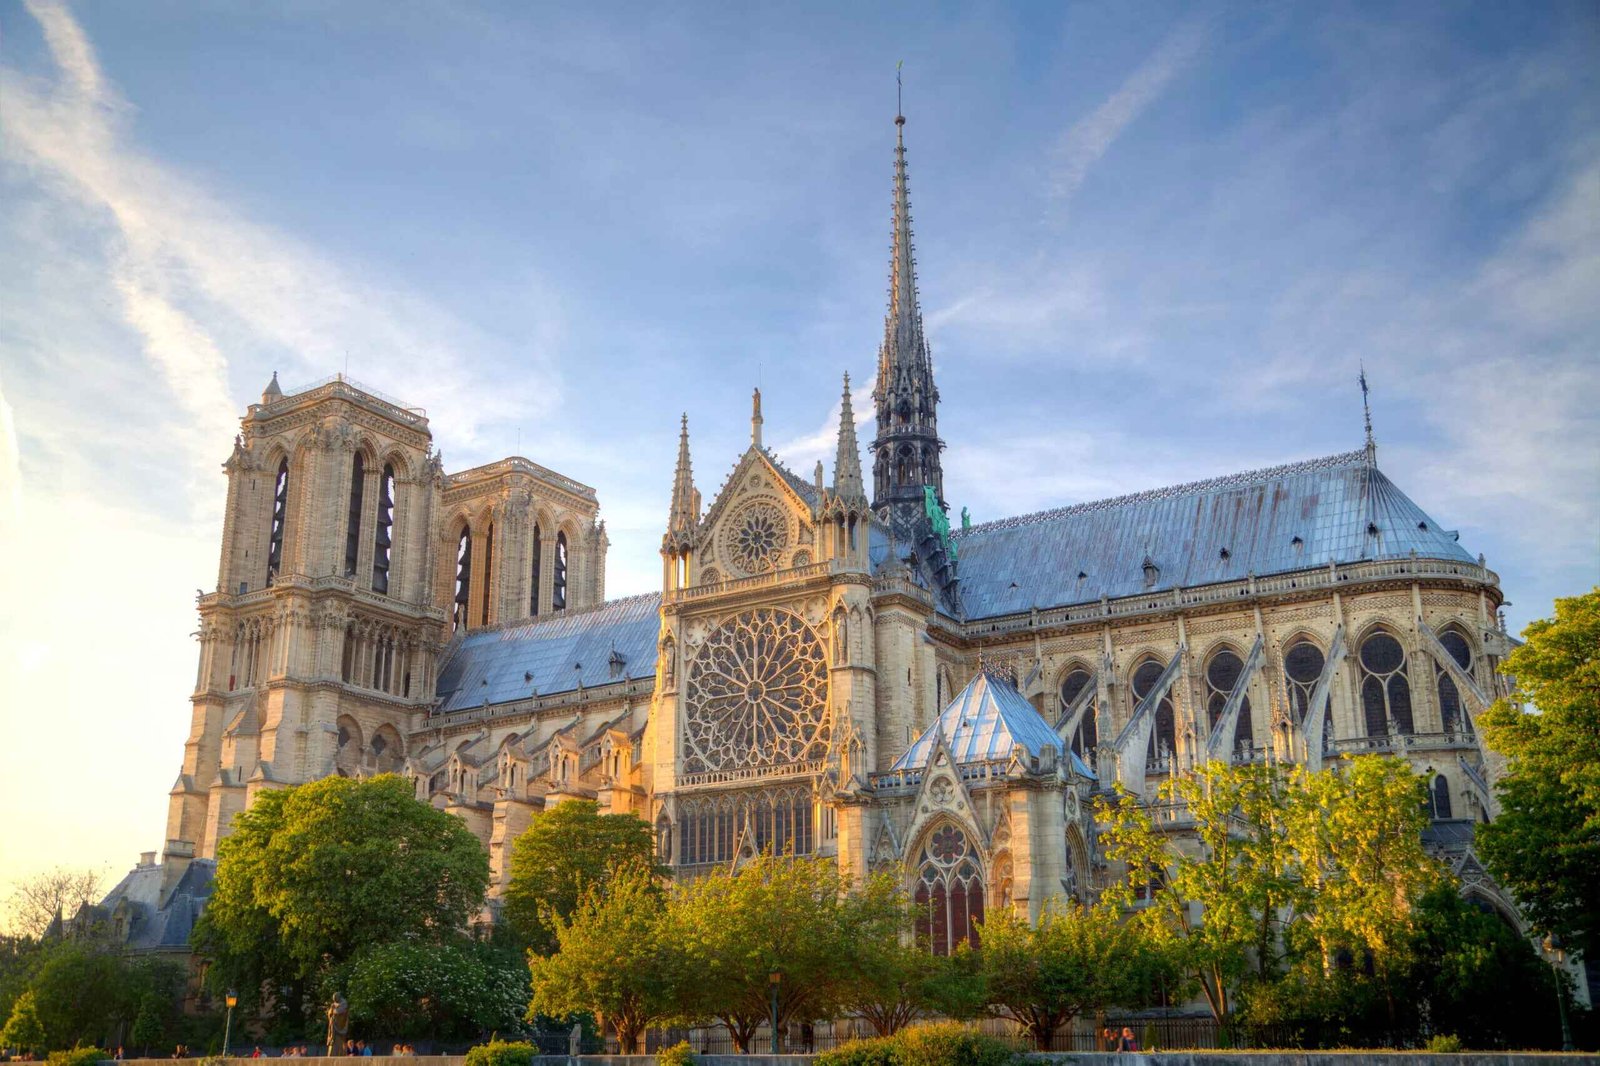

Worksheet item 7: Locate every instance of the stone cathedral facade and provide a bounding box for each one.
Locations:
[123,111,1525,959]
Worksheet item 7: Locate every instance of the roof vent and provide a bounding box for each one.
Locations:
[1291,535,1304,549]
[1142,556,1160,587]
[1077,570,1087,581]
[524,671,533,682]
[1219,548,1231,561]
[1366,522,1379,537]
[1417,521,1428,531]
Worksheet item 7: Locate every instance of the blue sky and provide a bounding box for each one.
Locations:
[0,0,1596,902]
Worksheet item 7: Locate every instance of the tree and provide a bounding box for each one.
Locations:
[194,774,489,1009]
[130,992,168,1056]
[1477,588,1600,957]
[4,868,105,938]
[1,990,45,1056]
[344,940,527,1040]
[504,800,661,954]
[978,901,1158,1049]
[831,873,938,1036]
[527,863,679,1053]
[668,854,869,1051]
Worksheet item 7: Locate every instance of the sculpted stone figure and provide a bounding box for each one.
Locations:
[325,994,349,1057]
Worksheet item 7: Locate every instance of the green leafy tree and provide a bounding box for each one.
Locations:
[193,774,490,1008]
[504,800,662,954]
[831,873,948,1036]
[527,863,679,1053]
[130,992,168,1056]
[1,990,45,1055]
[343,940,526,1039]
[978,901,1157,1049]
[668,854,877,1051]
[1477,588,1600,957]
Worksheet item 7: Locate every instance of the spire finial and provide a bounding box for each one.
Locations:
[751,388,763,448]
[896,61,905,125]
[666,414,697,543]
[834,372,866,503]
[1359,363,1376,464]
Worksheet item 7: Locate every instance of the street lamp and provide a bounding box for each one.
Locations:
[768,970,783,1055]
[222,991,238,1058]
[1541,935,1575,1052]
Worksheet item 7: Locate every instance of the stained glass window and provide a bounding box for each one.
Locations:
[913,823,984,956]
[1358,631,1413,736]
[1205,648,1253,754]
[1436,629,1473,734]
[1131,659,1176,765]
[1058,667,1096,758]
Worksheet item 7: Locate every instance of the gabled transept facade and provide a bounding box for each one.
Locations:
[139,109,1529,967]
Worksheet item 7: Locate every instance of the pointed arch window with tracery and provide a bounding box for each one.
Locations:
[1435,628,1474,735]
[914,823,984,956]
[1283,639,1332,746]
[1204,647,1254,755]
[1358,630,1413,736]
[1058,666,1096,759]
[1131,659,1176,768]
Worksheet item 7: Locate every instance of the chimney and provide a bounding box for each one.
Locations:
[159,839,196,906]
[139,851,157,867]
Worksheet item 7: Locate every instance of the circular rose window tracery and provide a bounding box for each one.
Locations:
[682,608,830,775]
[723,501,790,575]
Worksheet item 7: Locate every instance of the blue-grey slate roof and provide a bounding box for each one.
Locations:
[951,451,1475,620]
[892,670,1072,771]
[92,858,215,951]
[436,592,661,713]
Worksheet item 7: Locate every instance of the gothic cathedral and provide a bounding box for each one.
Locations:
[124,110,1522,957]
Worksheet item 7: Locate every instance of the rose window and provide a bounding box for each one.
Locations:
[682,608,830,774]
[724,501,789,575]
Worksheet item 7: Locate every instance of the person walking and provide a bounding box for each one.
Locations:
[1119,1027,1139,1052]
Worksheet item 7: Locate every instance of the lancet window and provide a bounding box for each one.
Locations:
[344,453,365,578]
[452,527,472,632]
[1358,630,1413,737]
[1058,666,1096,758]
[675,786,814,865]
[372,463,395,594]
[553,531,568,610]
[1432,775,1453,820]
[529,524,542,616]
[1435,628,1474,734]
[913,823,984,956]
[266,458,289,585]
[1204,647,1254,754]
[1131,659,1176,768]
[481,524,495,626]
[1283,639,1332,744]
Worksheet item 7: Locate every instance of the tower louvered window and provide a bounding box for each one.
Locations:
[266,458,289,586]
[553,531,568,610]
[1435,629,1474,734]
[1358,631,1413,737]
[481,524,494,625]
[1205,648,1254,754]
[343,453,365,578]
[372,463,395,594]
[1131,659,1177,767]
[452,527,472,632]
[529,524,542,616]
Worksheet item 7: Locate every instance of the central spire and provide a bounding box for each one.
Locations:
[871,105,945,523]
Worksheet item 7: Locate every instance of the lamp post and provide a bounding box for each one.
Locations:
[1542,935,1575,1052]
[768,970,783,1055]
[222,991,238,1058]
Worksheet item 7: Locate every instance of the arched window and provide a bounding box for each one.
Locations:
[1436,629,1474,734]
[372,463,395,594]
[1058,667,1096,758]
[553,531,568,610]
[343,453,365,578]
[529,523,542,616]
[1283,639,1332,743]
[266,458,289,585]
[1131,659,1176,766]
[452,527,472,632]
[1358,631,1413,737]
[1432,775,1453,820]
[481,524,495,626]
[913,824,984,956]
[1204,648,1254,754]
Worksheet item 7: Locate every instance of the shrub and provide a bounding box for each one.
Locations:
[45,1049,109,1066]
[1427,1034,1463,1053]
[815,1036,900,1066]
[657,1041,695,1066]
[892,1022,1016,1066]
[464,1039,538,1066]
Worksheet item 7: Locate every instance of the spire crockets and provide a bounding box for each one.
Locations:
[665,414,698,549]
[833,373,866,503]
[870,107,944,524]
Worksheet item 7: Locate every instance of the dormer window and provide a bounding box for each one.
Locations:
[1366,522,1380,537]
[1142,556,1159,587]
[1291,535,1304,550]
[1219,548,1231,561]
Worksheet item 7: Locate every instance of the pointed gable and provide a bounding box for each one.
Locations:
[892,670,1064,771]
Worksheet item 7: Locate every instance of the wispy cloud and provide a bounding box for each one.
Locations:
[769,381,876,478]
[1048,19,1208,219]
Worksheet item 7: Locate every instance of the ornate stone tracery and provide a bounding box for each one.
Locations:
[682,607,830,775]
[721,500,790,575]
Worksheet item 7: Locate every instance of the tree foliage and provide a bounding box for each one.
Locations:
[194,774,490,1001]
[1477,587,1600,956]
[1,990,45,1055]
[342,940,526,1040]
[527,863,680,1053]
[503,800,661,954]
[4,868,106,939]
[978,901,1159,1049]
